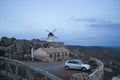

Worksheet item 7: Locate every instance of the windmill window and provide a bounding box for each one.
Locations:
[54,54,56,60]
[58,53,60,57]
[50,54,53,58]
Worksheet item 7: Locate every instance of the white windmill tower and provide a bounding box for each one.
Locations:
[45,29,57,42]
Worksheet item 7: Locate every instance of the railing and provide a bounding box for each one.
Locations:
[0,57,62,80]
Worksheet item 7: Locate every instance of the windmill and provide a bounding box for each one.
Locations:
[45,29,57,42]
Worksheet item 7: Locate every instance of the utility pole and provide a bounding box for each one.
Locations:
[31,47,34,61]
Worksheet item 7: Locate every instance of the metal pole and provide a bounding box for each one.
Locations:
[31,47,34,62]
[15,63,18,80]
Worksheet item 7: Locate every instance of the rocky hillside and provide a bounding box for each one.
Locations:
[0,36,65,59]
[0,37,50,59]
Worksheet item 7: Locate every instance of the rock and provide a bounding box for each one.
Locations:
[4,53,12,58]
[0,49,5,56]
[71,73,89,80]
[0,37,13,46]
[31,39,46,49]
[104,67,113,72]
[0,37,46,59]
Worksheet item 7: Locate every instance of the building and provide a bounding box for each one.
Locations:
[34,47,69,62]
[48,32,54,42]
[47,42,64,48]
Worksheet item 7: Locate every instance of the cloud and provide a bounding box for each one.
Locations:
[69,17,120,28]
[75,36,120,41]
[75,37,95,40]
[68,17,112,24]
[89,23,120,28]
[68,17,120,31]
[88,23,120,31]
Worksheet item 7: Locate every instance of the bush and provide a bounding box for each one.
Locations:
[0,49,5,56]
[88,59,98,69]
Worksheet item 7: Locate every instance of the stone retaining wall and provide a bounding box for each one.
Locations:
[71,57,104,80]
[89,57,104,80]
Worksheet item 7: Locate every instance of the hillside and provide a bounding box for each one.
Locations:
[66,45,120,62]
[66,45,120,80]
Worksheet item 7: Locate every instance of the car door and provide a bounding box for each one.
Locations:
[67,61,74,69]
[72,61,81,69]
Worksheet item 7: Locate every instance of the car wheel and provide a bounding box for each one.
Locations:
[65,66,69,70]
[82,67,87,71]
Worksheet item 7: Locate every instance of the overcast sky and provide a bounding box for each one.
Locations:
[0,0,120,46]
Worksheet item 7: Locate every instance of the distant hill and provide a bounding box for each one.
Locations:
[104,46,120,49]
[66,45,120,62]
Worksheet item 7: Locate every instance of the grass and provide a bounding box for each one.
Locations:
[0,75,12,80]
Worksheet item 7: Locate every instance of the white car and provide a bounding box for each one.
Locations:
[65,59,91,71]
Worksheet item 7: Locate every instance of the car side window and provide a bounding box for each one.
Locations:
[73,61,79,64]
[68,61,72,63]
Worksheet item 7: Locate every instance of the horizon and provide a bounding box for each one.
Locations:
[1,36,120,49]
[0,0,120,46]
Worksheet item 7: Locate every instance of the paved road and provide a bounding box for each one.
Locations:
[22,61,82,80]
[23,61,65,72]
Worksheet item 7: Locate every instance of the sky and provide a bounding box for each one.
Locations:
[0,0,120,46]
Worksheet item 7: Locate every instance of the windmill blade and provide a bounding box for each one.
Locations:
[54,35,58,39]
[52,29,56,33]
[45,29,50,33]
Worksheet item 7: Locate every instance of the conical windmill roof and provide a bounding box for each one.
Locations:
[48,32,54,36]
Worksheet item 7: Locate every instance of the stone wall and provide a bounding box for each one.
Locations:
[89,57,104,80]
[48,42,64,48]
[71,73,89,80]
[71,57,104,80]
[34,47,69,62]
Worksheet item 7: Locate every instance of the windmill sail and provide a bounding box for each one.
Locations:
[45,29,57,42]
